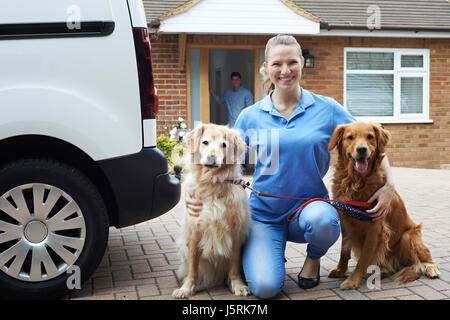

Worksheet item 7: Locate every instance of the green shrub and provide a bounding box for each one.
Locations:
[157,134,185,173]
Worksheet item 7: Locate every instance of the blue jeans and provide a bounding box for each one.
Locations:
[242,201,340,299]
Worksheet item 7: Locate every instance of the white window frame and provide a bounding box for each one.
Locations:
[344,48,432,124]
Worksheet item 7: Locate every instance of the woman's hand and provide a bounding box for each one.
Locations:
[366,182,395,221]
[185,191,203,217]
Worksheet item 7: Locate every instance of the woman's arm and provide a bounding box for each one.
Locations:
[185,179,243,217]
[365,155,395,221]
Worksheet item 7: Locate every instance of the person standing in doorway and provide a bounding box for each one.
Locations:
[210,72,254,128]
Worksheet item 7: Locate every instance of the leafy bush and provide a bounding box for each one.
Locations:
[157,134,185,173]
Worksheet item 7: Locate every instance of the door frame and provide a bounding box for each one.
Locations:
[186,44,265,129]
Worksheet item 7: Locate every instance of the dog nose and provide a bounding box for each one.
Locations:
[206,155,217,165]
[357,146,368,155]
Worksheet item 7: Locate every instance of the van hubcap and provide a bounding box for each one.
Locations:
[24,221,48,243]
[0,184,86,282]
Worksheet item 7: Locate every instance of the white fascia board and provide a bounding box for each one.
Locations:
[318,29,450,38]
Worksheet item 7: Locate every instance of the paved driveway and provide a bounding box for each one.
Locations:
[68,167,450,300]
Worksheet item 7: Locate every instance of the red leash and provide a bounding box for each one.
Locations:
[229,179,374,222]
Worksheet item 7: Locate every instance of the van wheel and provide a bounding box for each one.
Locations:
[0,158,109,299]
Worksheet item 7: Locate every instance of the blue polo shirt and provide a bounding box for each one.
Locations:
[234,88,355,223]
[216,86,254,127]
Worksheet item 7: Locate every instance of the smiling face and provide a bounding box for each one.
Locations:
[264,44,304,91]
[328,122,391,175]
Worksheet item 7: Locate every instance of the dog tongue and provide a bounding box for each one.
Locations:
[355,159,368,173]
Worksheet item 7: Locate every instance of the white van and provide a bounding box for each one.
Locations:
[0,0,180,299]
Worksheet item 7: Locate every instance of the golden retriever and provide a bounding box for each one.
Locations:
[327,122,439,289]
[172,124,251,299]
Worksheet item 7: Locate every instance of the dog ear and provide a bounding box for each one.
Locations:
[328,124,347,151]
[372,123,391,154]
[184,124,205,156]
[233,131,247,161]
[226,129,247,163]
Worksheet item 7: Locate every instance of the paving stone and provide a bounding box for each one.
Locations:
[115,291,138,300]
[397,294,425,300]
[131,262,151,274]
[148,257,169,268]
[317,295,342,300]
[409,285,447,300]
[112,269,133,282]
[92,276,113,290]
[288,289,336,300]
[143,243,161,253]
[333,288,369,300]
[108,239,123,247]
[418,278,450,291]
[114,278,156,287]
[133,270,174,279]
[94,285,136,295]
[109,252,128,263]
[72,294,114,300]
[366,288,411,299]
[137,284,160,298]
[126,247,144,257]
[187,292,214,300]
[156,275,180,288]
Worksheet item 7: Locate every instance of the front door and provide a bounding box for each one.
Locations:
[209,49,254,125]
[188,47,265,129]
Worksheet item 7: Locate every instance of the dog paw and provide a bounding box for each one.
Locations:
[233,285,251,296]
[172,286,194,299]
[425,264,440,279]
[230,280,251,296]
[328,268,347,278]
[340,278,360,290]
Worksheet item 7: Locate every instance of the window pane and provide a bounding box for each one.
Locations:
[347,52,394,70]
[401,55,423,68]
[347,74,393,116]
[401,77,423,114]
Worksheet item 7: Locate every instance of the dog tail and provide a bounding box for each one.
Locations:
[393,266,422,284]
[393,224,439,284]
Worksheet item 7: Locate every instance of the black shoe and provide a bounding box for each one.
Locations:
[297,262,320,289]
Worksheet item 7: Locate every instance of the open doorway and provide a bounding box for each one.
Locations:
[209,49,255,125]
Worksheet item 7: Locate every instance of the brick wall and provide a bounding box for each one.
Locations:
[151,34,450,169]
[151,34,187,135]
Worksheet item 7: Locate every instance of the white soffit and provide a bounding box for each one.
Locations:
[159,0,320,35]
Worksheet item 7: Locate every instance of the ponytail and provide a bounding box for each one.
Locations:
[260,64,274,95]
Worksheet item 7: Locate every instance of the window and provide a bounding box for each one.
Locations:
[344,48,431,123]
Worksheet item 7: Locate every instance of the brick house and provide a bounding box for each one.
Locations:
[145,0,450,169]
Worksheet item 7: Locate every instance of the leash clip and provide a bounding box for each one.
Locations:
[238,179,262,196]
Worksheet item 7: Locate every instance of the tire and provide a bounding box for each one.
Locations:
[0,158,109,299]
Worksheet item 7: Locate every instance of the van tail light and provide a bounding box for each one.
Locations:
[132,27,158,119]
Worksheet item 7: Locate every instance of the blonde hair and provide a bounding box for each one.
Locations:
[260,34,303,95]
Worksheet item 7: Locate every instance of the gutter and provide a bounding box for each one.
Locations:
[320,22,450,33]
